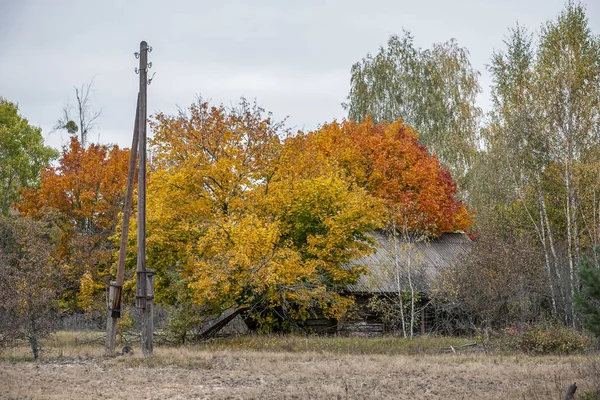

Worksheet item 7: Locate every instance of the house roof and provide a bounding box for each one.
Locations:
[346,232,472,293]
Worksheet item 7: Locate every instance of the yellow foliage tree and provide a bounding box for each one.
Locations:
[140,99,383,330]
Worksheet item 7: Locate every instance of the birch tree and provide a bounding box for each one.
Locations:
[479,2,600,326]
[344,31,482,186]
[535,1,600,325]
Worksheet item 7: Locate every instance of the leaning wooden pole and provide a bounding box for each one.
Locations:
[136,40,153,356]
[104,93,140,357]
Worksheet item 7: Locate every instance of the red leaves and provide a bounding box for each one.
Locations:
[19,137,130,235]
[309,118,473,236]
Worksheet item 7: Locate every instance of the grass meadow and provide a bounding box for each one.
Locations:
[1,331,599,399]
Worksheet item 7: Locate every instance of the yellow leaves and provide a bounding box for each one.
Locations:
[77,271,103,313]
[145,98,469,329]
[186,213,312,309]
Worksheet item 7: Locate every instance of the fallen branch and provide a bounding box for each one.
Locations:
[439,343,477,353]
[198,307,248,340]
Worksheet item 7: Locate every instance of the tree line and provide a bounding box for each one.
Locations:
[1,1,599,357]
[345,1,600,333]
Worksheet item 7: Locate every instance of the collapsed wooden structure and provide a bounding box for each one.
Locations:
[299,232,473,336]
[210,232,473,336]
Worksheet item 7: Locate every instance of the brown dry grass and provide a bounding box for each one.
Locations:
[1,332,598,399]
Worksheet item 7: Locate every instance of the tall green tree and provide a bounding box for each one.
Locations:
[0,99,58,216]
[535,1,600,322]
[483,24,562,316]
[344,32,482,184]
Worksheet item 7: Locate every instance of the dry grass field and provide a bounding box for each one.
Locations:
[1,332,598,399]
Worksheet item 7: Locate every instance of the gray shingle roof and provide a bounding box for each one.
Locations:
[347,232,472,293]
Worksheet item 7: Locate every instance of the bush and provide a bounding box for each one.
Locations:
[0,216,64,360]
[500,324,589,354]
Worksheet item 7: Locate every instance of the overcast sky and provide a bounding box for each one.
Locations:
[1,0,598,150]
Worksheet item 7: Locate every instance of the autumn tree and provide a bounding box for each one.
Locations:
[305,118,472,335]
[0,98,58,216]
[344,32,482,184]
[0,214,64,360]
[139,99,383,334]
[307,118,472,236]
[18,137,130,314]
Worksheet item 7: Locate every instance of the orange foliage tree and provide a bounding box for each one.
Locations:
[300,118,473,337]
[18,137,130,313]
[306,118,473,236]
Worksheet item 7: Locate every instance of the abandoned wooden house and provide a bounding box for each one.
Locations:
[304,231,473,336]
[208,231,473,337]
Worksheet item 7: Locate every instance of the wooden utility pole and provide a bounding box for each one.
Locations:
[104,93,140,357]
[136,40,154,356]
[104,41,153,357]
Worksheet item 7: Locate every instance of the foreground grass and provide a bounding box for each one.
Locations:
[1,332,599,399]
[0,332,477,361]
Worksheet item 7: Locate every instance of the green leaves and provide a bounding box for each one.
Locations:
[0,99,58,216]
[345,32,481,184]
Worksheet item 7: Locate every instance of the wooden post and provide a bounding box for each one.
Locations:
[104,93,140,357]
[142,269,154,354]
[105,281,117,355]
[136,40,153,356]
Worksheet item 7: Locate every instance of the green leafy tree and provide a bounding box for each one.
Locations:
[0,99,58,216]
[344,31,482,184]
[470,2,600,327]
[535,1,600,323]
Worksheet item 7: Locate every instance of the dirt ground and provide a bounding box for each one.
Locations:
[1,349,598,399]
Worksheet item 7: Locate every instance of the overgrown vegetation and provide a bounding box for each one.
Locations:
[1,0,599,354]
[495,324,590,354]
[576,249,600,337]
[0,215,64,359]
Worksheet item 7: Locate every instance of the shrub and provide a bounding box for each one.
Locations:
[501,324,589,354]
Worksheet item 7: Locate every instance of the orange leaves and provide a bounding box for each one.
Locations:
[17,137,131,311]
[306,118,473,236]
[19,137,130,235]
[150,99,282,220]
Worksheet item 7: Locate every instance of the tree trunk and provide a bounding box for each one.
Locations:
[392,224,407,338]
[539,207,558,317]
[407,244,416,338]
[541,189,567,321]
[565,157,576,327]
[29,318,39,360]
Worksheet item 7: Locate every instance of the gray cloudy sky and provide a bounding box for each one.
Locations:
[1,0,599,150]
